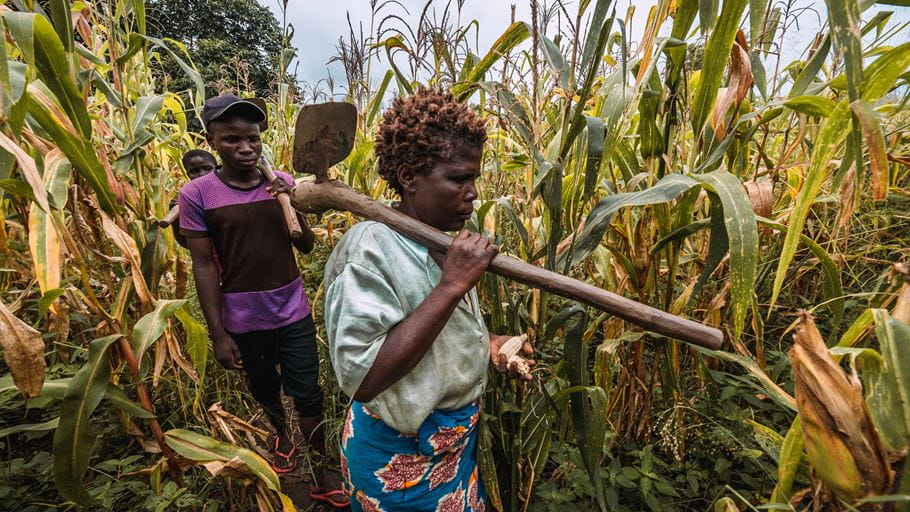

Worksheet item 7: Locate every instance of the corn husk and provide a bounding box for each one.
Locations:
[790,311,892,502]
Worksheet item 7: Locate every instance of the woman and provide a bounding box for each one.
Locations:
[324,87,533,511]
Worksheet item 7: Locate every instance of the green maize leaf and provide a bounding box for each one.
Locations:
[25,92,120,214]
[454,22,530,100]
[456,51,476,84]
[116,33,145,66]
[562,310,607,511]
[53,334,122,507]
[824,0,863,102]
[751,50,768,99]
[789,35,830,98]
[560,13,613,162]
[756,217,844,327]
[133,299,187,369]
[480,82,534,150]
[672,0,699,40]
[567,173,698,268]
[44,154,71,210]
[864,310,910,454]
[91,71,122,108]
[693,170,759,339]
[770,100,851,308]
[132,95,165,136]
[520,381,558,474]
[580,0,614,72]
[366,70,394,127]
[583,115,605,200]
[639,76,664,159]
[541,36,569,90]
[691,199,728,301]
[746,418,784,463]
[699,0,719,34]
[175,307,208,408]
[651,218,711,254]
[4,60,28,106]
[48,0,74,54]
[7,377,72,398]
[4,12,91,138]
[691,0,749,134]
[770,417,806,503]
[477,416,503,512]
[861,10,893,37]
[377,36,414,95]
[696,347,796,411]
[838,308,875,348]
[496,197,530,250]
[140,35,205,102]
[0,417,59,439]
[784,95,837,117]
[104,383,155,419]
[128,0,146,34]
[164,428,294,511]
[749,0,770,46]
[860,41,910,101]
[36,288,65,322]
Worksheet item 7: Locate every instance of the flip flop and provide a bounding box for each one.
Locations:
[271,437,297,474]
[308,489,350,508]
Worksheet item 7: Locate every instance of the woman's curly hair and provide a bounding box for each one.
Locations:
[375,87,487,194]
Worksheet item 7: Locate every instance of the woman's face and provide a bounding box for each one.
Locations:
[400,146,482,232]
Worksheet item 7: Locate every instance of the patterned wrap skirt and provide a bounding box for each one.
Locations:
[340,400,486,511]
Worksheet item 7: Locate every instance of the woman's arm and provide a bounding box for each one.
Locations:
[353,231,497,403]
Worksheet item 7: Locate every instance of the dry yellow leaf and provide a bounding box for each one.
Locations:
[0,299,46,398]
[790,311,891,501]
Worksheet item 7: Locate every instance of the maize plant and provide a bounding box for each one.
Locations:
[0,0,908,510]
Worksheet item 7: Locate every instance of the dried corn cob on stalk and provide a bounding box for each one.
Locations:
[498,334,531,376]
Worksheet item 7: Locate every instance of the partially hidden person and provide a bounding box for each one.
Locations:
[323,87,534,512]
[170,149,217,249]
[178,94,348,508]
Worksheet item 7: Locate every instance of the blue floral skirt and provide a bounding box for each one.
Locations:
[340,400,485,511]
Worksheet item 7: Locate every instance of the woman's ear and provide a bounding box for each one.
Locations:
[397,167,418,194]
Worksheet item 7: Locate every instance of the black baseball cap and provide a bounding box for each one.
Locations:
[201,94,266,131]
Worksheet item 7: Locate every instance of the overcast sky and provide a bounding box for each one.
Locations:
[257,0,909,94]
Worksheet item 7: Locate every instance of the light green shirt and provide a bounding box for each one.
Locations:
[324,221,490,434]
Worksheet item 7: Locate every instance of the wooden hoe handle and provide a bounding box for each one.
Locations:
[291,180,725,350]
[158,204,180,228]
[259,158,303,239]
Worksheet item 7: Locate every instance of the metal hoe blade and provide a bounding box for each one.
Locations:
[292,102,357,180]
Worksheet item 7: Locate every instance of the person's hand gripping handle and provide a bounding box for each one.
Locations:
[259,157,303,239]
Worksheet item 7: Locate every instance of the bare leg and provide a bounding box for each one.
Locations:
[299,413,346,505]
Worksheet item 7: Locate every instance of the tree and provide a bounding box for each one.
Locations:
[147,0,292,97]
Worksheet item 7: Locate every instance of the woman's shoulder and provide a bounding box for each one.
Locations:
[328,221,415,274]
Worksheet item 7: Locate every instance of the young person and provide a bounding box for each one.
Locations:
[179,94,347,508]
[324,87,533,511]
[170,149,217,249]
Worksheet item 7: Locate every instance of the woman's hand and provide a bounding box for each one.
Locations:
[439,231,498,297]
[489,334,535,381]
[266,178,294,197]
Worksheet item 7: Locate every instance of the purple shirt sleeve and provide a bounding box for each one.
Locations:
[178,183,208,237]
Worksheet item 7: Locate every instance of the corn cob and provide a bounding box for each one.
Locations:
[497,334,531,377]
